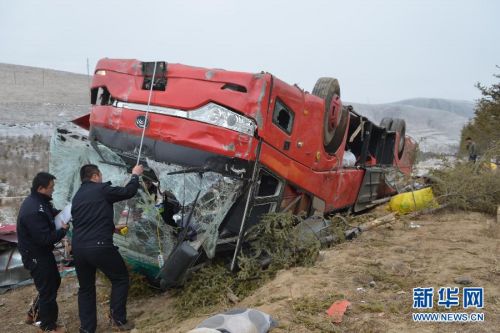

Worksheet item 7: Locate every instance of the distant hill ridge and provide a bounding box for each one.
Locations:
[0,63,89,123]
[391,98,475,118]
[350,101,471,153]
[0,63,474,153]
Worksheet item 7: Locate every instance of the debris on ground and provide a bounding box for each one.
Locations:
[389,187,438,214]
[189,308,277,333]
[325,299,351,324]
[454,276,473,285]
[175,213,322,318]
[0,224,32,292]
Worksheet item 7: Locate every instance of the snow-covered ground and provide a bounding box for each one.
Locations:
[411,129,459,154]
[0,122,55,137]
[415,156,456,177]
[352,98,474,154]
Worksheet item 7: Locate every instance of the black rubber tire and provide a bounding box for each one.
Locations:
[379,117,393,130]
[325,105,349,154]
[390,118,406,157]
[312,77,341,150]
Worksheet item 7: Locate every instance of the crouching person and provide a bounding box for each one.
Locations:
[71,164,143,333]
[17,172,69,332]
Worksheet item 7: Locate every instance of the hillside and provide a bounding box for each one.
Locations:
[393,98,475,118]
[2,210,498,332]
[0,63,89,123]
[351,101,472,153]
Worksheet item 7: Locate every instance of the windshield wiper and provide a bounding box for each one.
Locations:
[167,166,211,175]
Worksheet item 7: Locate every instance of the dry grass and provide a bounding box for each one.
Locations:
[0,135,50,224]
[288,293,344,333]
[173,213,323,319]
[0,135,49,195]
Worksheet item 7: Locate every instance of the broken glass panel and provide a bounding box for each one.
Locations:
[147,158,244,258]
[49,127,130,210]
[49,127,175,276]
[49,126,245,280]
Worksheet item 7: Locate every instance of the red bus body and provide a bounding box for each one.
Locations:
[82,59,415,214]
[70,59,416,284]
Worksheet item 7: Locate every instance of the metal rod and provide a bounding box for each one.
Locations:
[281,195,302,213]
[136,62,157,165]
[370,196,391,205]
[86,58,91,95]
[230,139,262,271]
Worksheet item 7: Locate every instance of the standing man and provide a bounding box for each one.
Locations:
[17,172,69,333]
[71,164,143,333]
[465,137,478,162]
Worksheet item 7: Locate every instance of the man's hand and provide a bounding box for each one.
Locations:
[61,222,70,230]
[132,164,144,176]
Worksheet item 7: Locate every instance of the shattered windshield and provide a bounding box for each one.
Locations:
[49,128,130,209]
[147,159,244,258]
[50,127,243,276]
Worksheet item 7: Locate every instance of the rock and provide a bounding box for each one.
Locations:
[353,274,374,286]
[390,261,412,277]
[369,281,377,288]
[454,276,473,285]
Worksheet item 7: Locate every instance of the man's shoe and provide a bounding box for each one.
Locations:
[110,320,135,331]
[36,325,65,333]
[38,326,66,333]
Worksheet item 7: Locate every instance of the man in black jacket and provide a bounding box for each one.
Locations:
[71,164,143,333]
[465,137,478,162]
[17,172,69,333]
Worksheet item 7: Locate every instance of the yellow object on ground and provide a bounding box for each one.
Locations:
[487,162,497,171]
[119,226,129,235]
[389,187,438,214]
[114,225,129,235]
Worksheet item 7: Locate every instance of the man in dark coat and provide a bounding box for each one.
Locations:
[17,172,69,333]
[71,164,143,333]
[465,137,478,162]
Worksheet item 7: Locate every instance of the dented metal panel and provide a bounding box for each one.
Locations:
[0,246,31,289]
[90,106,259,162]
[92,59,272,126]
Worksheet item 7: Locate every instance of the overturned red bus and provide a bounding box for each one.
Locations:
[65,59,416,287]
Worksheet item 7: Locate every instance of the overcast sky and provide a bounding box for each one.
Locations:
[0,0,498,103]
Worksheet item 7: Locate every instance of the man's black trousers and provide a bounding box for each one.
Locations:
[73,246,129,333]
[24,255,61,331]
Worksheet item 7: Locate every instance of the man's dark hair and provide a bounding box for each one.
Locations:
[466,137,472,140]
[80,164,100,182]
[32,172,56,192]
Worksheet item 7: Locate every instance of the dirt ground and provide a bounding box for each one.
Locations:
[1,210,499,333]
